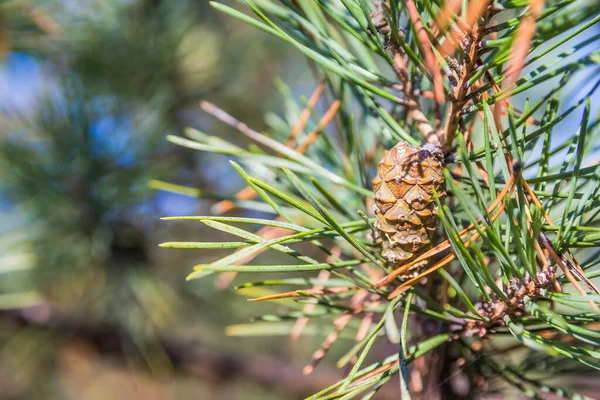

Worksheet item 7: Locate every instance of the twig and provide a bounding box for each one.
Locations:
[440,1,493,150]
[388,37,440,144]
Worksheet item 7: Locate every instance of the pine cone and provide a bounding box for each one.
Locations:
[372,142,446,275]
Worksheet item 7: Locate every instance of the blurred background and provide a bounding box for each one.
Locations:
[0,0,353,398]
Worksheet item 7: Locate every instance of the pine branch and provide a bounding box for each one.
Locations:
[160,0,600,397]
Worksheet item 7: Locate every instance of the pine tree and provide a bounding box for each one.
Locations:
[162,0,600,398]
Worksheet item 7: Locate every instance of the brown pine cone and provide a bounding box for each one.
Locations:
[372,142,446,276]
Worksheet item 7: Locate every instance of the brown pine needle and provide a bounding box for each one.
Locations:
[286,81,326,147]
[303,316,351,375]
[388,254,457,299]
[539,234,599,312]
[296,99,341,154]
[347,360,397,389]
[200,100,262,140]
[495,0,544,126]
[302,291,374,375]
[247,286,351,302]
[291,269,332,340]
[30,7,63,35]
[211,185,257,215]
[433,0,463,36]
[506,0,544,87]
[522,179,599,295]
[406,0,444,107]
[355,312,374,342]
[438,0,491,59]
[387,203,507,299]
[521,179,554,226]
